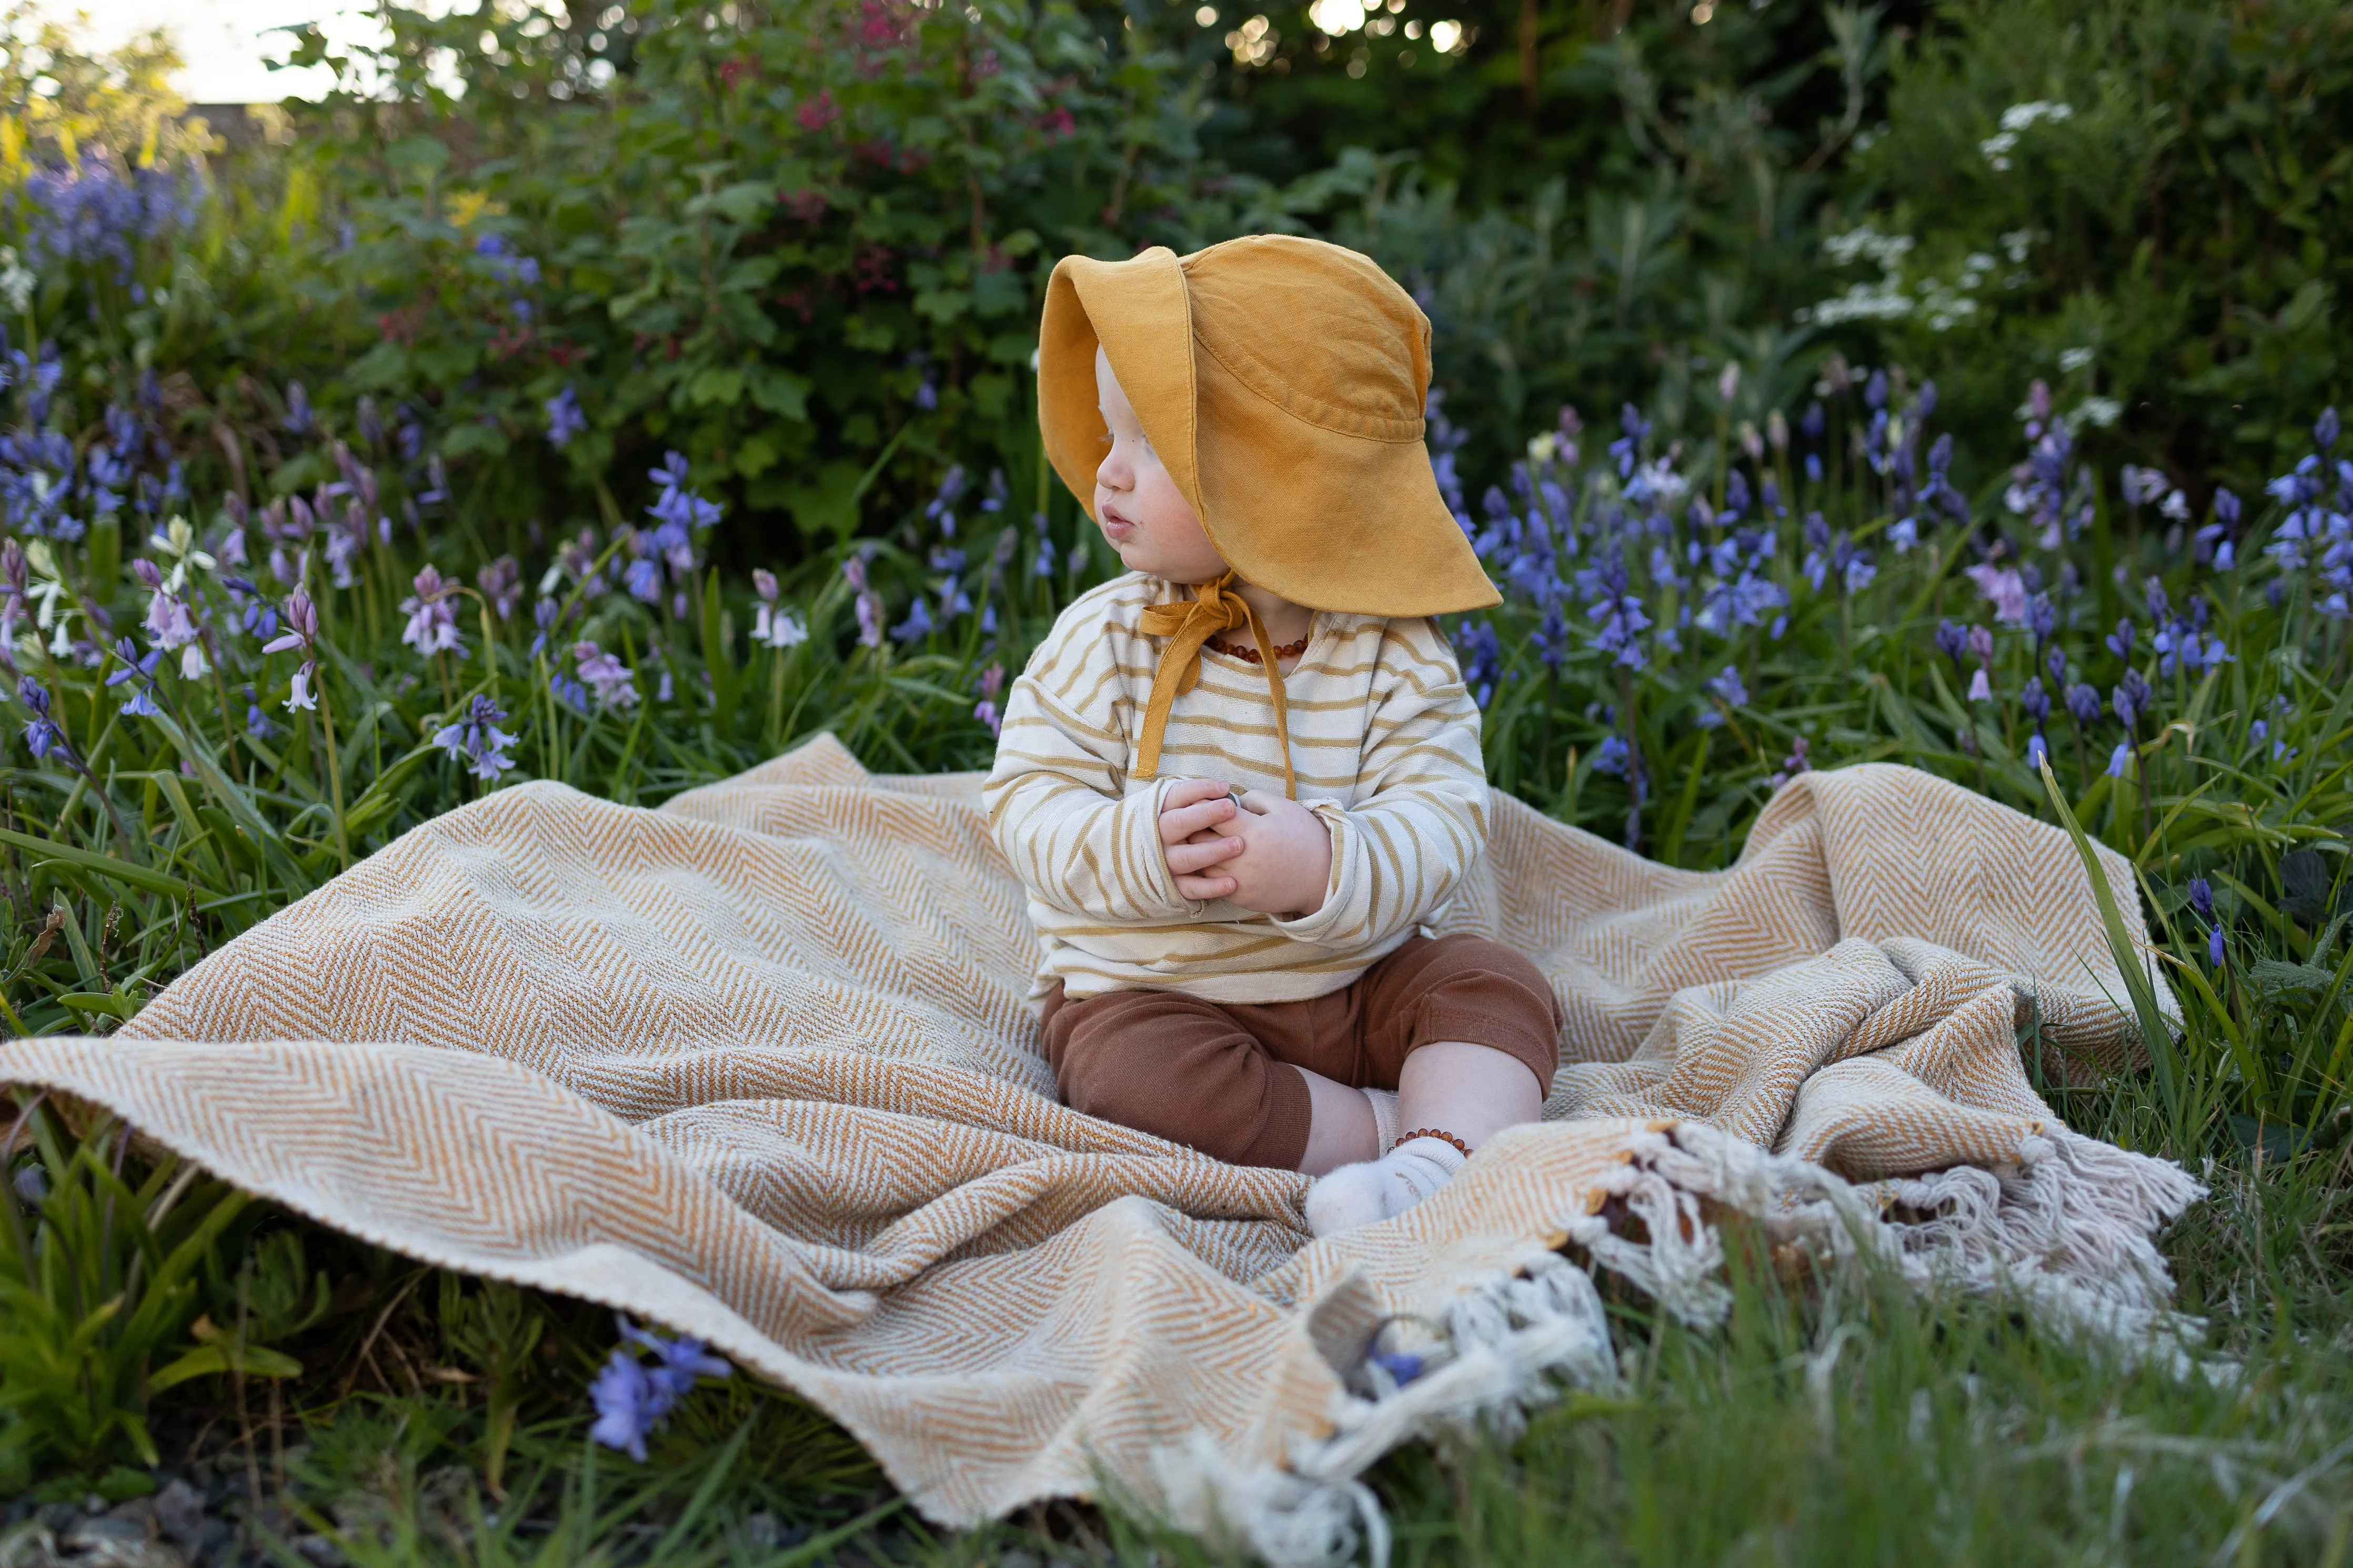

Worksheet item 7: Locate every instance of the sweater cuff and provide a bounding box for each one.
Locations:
[1119,777,1196,919]
[1269,803,1358,945]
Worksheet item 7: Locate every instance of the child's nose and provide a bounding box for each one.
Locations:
[1097,442,1131,490]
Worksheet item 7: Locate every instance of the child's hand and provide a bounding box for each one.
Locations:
[1159,778,1246,901]
[1188,789,1333,917]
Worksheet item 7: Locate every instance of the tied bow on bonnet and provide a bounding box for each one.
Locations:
[1134,571,1297,799]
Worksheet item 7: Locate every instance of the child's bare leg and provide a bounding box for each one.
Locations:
[1298,1068,1380,1175]
[1304,1040,1545,1237]
[1396,1040,1544,1148]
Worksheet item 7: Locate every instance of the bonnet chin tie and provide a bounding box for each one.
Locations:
[1134,571,1298,800]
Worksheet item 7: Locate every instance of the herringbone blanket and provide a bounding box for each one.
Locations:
[0,738,2200,1560]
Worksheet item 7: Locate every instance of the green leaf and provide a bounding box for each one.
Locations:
[748,366,809,419]
[57,992,134,1020]
[2037,759,2188,1137]
[690,367,746,407]
[0,826,186,897]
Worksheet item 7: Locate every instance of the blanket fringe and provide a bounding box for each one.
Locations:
[1151,1121,2210,1568]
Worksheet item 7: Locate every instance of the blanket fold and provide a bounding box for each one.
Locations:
[0,736,2199,1554]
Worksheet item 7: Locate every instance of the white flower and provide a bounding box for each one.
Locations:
[0,248,32,317]
[752,604,808,650]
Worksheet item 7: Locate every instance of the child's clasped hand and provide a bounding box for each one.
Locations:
[1157,777,1332,915]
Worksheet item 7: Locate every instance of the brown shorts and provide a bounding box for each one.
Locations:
[1039,934,1561,1171]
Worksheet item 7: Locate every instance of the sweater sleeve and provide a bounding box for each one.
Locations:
[1273,618,1490,949]
[983,598,1193,924]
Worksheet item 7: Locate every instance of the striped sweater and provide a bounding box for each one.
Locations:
[983,572,1491,1002]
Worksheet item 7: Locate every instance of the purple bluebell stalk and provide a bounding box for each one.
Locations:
[478,557,523,620]
[571,641,641,712]
[545,385,587,448]
[1965,563,2027,625]
[924,465,968,537]
[1766,735,1811,790]
[104,636,165,718]
[1457,619,1502,709]
[1697,665,1746,730]
[17,676,62,760]
[262,586,321,713]
[401,566,466,654]
[892,596,936,644]
[2110,669,2152,731]
[432,696,518,781]
[1582,558,1650,671]
[2065,682,2102,728]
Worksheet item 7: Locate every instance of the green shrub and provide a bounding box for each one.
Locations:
[1812,0,2353,488]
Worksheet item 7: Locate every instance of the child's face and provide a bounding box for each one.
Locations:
[1093,347,1228,583]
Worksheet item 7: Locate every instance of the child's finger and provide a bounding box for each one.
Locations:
[1162,778,1232,810]
[1174,871,1239,899]
[1158,796,1235,844]
[1164,837,1242,874]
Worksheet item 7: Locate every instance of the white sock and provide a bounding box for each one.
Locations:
[1360,1087,1400,1154]
[1303,1136,1468,1238]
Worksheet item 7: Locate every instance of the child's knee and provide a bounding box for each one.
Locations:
[1042,989,1306,1166]
[1385,934,1563,1088]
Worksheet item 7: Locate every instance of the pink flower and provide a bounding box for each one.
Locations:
[1964,563,2028,625]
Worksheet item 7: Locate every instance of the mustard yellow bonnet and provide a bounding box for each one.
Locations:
[1037,234,1500,618]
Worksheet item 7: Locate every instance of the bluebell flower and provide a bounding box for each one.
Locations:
[17,676,62,760]
[432,695,519,782]
[2207,926,2226,967]
[891,597,935,643]
[2025,733,2049,770]
[2250,719,2268,746]
[590,1351,661,1462]
[1457,618,1502,708]
[1804,452,1823,486]
[2066,682,2101,728]
[2046,646,2067,689]
[1586,581,1650,671]
[2105,619,2135,660]
[2186,877,2214,924]
[1368,1350,1426,1387]
[545,385,587,448]
[1592,734,1631,776]
[2107,742,2131,778]
[2317,407,2341,450]
[2020,677,2050,725]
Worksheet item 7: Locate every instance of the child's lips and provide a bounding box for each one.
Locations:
[1099,511,1137,541]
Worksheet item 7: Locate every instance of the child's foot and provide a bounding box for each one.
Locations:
[1304,1135,1467,1237]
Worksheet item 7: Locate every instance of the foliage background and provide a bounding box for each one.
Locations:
[0,0,2349,1560]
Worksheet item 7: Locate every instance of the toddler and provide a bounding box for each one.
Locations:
[983,235,1561,1235]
